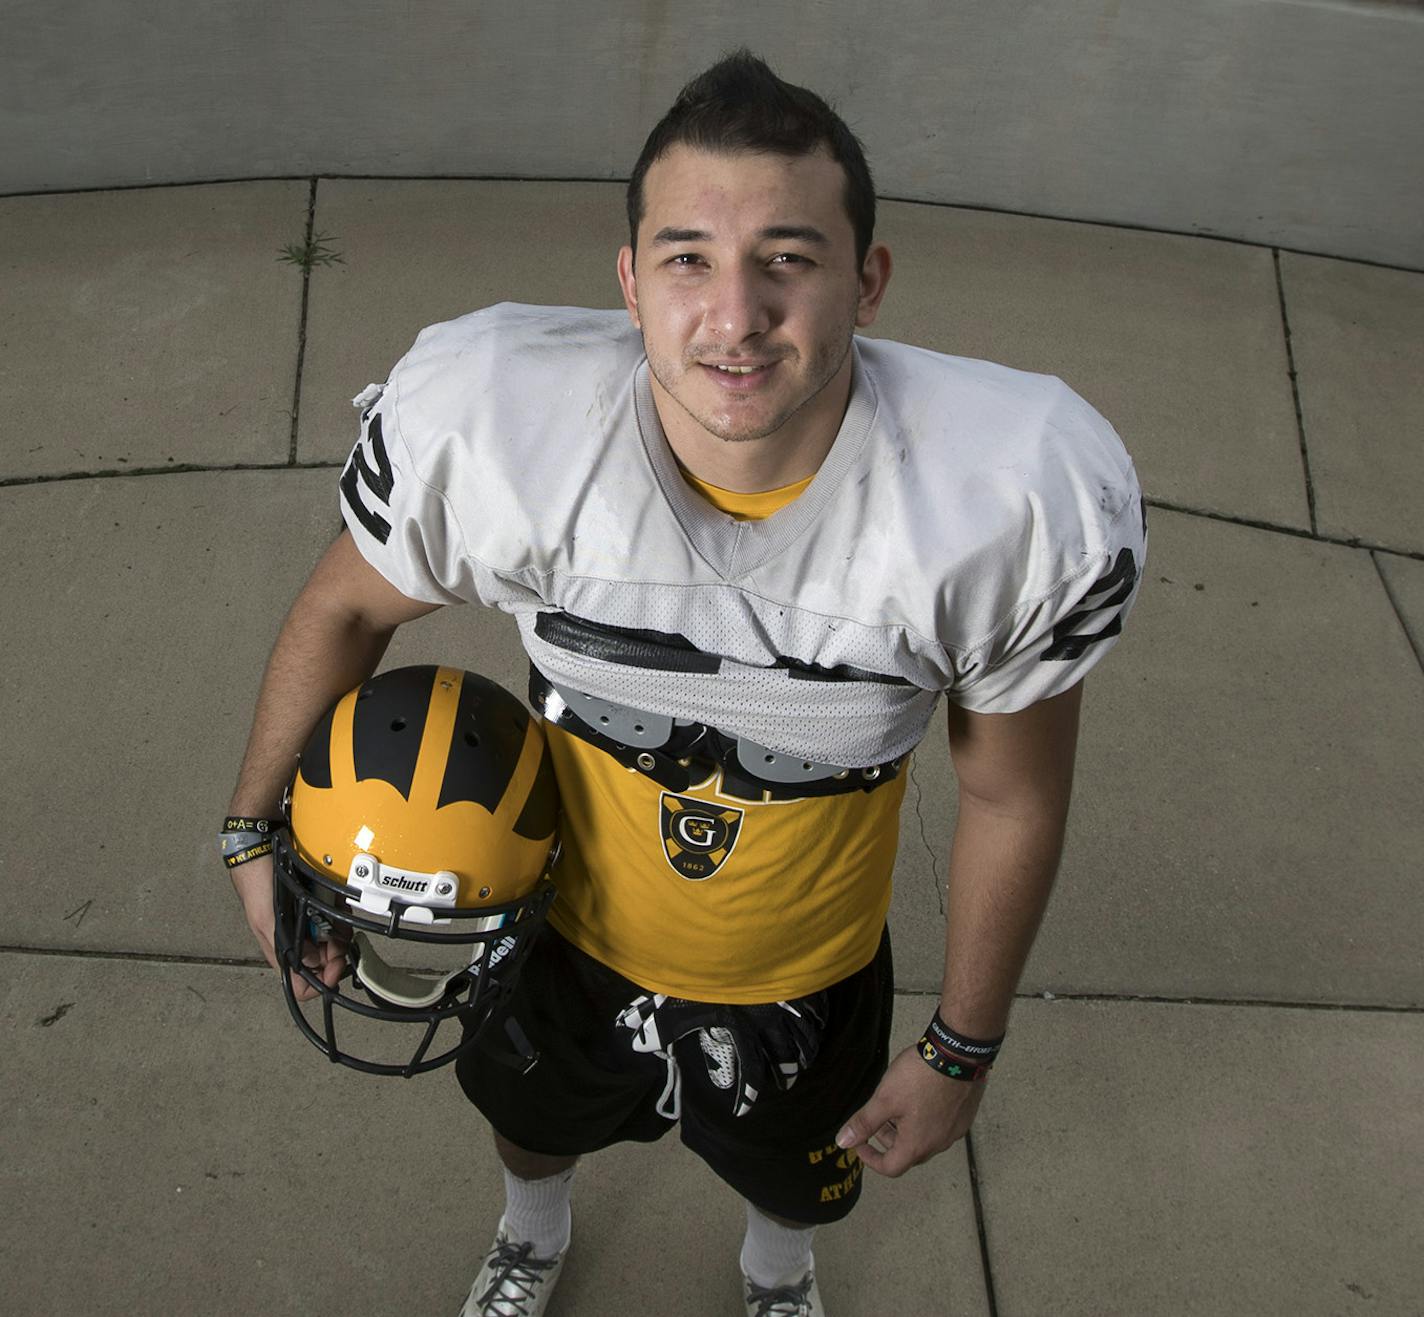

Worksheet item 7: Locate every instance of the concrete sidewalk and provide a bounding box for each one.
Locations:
[1,180,1421,1316]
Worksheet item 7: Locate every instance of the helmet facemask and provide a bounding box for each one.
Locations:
[272,832,554,1075]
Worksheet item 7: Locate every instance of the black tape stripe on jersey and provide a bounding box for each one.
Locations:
[774,655,912,686]
[534,611,722,674]
[350,665,433,798]
[340,412,396,544]
[1041,547,1138,662]
[341,459,392,545]
[437,672,527,813]
[354,412,395,505]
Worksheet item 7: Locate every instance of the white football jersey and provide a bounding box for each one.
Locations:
[340,303,1145,768]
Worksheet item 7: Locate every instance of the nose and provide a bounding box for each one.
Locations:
[702,262,773,343]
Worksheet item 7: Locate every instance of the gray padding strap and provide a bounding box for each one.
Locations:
[733,739,852,785]
[549,680,851,783]
[548,680,700,748]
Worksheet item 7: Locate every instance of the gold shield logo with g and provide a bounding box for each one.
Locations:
[659,792,744,880]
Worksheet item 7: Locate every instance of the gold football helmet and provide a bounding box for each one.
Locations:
[272,664,557,1076]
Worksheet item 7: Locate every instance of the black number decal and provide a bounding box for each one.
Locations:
[1041,547,1137,662]
[341,411,394,544]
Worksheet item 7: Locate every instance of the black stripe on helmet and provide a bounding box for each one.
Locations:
[512,741,558,842]
[350,666,434,798]
[298,703,336,790]
[436,673,526,813]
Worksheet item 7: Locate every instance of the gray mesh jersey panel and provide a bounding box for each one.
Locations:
[339,303,1146,767]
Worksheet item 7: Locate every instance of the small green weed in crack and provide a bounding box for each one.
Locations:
[278,231,346,272]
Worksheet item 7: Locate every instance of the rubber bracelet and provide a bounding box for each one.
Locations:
[926,1011,1004,1061]
[222,816,281,835]
[219,818,282,869]
[220,837,274,868]
[916,1035,993,1083]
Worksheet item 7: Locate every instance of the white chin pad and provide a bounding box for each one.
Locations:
[352,932,479,1009]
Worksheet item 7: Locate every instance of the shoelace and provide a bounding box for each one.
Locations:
[474,1240,560,1317]
[746,1272,816,1316]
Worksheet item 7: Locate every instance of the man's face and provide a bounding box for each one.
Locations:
[618,145,888,449]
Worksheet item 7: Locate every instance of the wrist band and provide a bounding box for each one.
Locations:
[223,816,281,834]
[915,1010,1003,1082]
[926,1012,1004,1061]
[916,1035,993,1082]
[219,817,282,869]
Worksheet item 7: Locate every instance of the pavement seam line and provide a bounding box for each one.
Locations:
[1141,495,1424,562]
[6,946,1418,1015]
[964,1132,1001,1317]
[0,944,267,970]
[0,460,342,488]
[887,986,1421,1014]
[1273,248,1319,536]
[4,467,1420,564]
[907,758,947,918]
[1371,549,1424,677]
[4,173,1420,276]
[287,177,318,466]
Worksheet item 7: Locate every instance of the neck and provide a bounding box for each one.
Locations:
[651,355,854,494]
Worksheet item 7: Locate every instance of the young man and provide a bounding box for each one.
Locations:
[227,51,1143,1317]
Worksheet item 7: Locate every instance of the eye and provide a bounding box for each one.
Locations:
[769,252,813,267]
[667,252,706,268]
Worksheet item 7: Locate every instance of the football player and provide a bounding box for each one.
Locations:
[226,49,1144,1317]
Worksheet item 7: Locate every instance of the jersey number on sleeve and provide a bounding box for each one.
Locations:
[340,410,395,545]
[1041,547,1138,662]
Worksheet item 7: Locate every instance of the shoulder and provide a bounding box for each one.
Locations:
[352,304,650,577]
[835,339,1145,704]
[855,336,1139,559]
[858,337,1133,487]
[387,303,643,427]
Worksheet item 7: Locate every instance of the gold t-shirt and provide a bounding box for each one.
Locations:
[545,467,907,1002]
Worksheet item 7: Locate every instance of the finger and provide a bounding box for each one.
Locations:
[836,1100,893,1157]
[288,965,320,1002]
[318,938,348,989]
[860,1124,917,1176]
[872,1118,898,1152]
[285,941,320,1001]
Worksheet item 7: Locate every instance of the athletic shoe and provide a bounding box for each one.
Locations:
[743,1268,825,1316]
[460,1215,567,1317]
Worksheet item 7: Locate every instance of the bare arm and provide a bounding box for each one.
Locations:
[938,680,1081,1035]
[836,682,1082,1175]
[227,530,442,984]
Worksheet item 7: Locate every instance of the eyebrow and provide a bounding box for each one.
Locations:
[650,225,830,246]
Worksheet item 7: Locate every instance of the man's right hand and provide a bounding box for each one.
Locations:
[229,854,346,1003]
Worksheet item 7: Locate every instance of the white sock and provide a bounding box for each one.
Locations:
[502,1166,574,1259]
[740,1203,817,1288]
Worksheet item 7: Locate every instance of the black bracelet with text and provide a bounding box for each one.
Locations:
[914,1011,1003,1082]
[915,1033,994,1082]
[926,1011,1004,1061]
[219,817,282,869]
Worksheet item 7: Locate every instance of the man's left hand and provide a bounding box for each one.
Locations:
[834,1043,987,1177]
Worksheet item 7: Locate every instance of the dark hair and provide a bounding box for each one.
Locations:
[626,49,876,269]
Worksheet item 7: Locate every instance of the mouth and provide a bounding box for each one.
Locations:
[699,360,777,391]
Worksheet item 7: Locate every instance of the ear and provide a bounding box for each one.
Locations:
[854,243,893,329]
[617,246,640,329]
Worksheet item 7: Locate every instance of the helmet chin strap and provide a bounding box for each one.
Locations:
[350,932,481,1010]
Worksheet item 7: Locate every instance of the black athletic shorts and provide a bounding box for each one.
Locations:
[456,924,894,1225]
